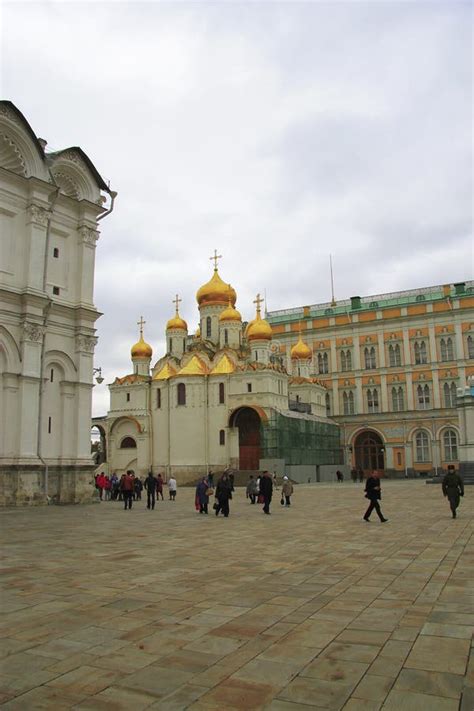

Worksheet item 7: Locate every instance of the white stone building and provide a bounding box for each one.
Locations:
[0,101,116,505]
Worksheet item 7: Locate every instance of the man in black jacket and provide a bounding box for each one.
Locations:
[363,471,388,523]
[260,470,273,515]
[442,465,464,518]
[144,471,157,510]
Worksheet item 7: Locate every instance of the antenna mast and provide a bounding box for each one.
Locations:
[330,254,336,306]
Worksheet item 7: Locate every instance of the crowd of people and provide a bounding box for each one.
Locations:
[94,471,176,509]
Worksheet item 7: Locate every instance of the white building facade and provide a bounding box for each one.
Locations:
[0,101,115,505]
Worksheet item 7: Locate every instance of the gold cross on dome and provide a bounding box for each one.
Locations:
[210,249,222,270]
[137,316,146,338]
[172,294,182,313]
[253,293,264,313]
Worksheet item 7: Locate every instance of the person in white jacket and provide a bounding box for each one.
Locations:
[168,476,177,501]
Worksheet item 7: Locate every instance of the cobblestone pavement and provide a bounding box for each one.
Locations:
[0,481,473,710]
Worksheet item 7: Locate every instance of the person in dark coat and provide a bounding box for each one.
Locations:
[196,477,210,514]
[442,465,464,518]
[363,471,388,523]
[144,472,157,510]
[215,474,232,517]
[260,470,273,515]
[134,476,143,501]
[120,470,135,510]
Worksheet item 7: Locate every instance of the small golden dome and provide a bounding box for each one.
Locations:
[291,335,312,360]
[195,325,201,338]
[166,313,187,331]
[219,298,242,323]
[196,270,237,307]
[131,336,152,359]
[247,313,272,341]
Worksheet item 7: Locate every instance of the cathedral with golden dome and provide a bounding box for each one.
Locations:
[94,254,342,483]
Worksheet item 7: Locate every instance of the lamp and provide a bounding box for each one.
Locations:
[93,367,104,385]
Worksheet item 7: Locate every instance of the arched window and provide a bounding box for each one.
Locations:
[318,352,329,374]
[341,349,352,372]
[389,343,401,367]
[392,387,404,412]
[219,382,225,404]
[415,431,430,462]
[367,388,379,413]
[440,337,454,362]
[444,382,457,408]
[417,384,430,409]
[468,335,474,359]
[169,337,173,352]
[177,383,186,406]
[341,350,346,371]
[343,391,355,415]
[219,429,225,445]
[120,437,137,449]
[443,429,458,461]
[364,347,376,369]
[206,316,212,339]
[414,340,427,365]
[224,329,228,345]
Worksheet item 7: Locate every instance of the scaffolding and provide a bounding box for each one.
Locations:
[261,411,342,466]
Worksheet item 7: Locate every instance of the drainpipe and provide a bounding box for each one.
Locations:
[96,190,117,222]
[36,186,60,502]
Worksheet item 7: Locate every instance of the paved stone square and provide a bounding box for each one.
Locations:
[0,481,473,710]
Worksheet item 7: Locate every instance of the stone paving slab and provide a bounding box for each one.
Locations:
[0,481,472,710]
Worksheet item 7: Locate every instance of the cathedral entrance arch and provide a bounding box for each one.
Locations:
[91,424,107,465]
[229,407,262,470]
[354,430,385,472]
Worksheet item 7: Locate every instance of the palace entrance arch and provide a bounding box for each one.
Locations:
[354,430,385,472]
[229,407,262,470]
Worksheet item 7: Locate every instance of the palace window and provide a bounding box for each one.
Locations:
[367,388,379,413]
[417,384,430,409]
[219,382,225,404]
[444,382,457,408]
[120,437,137,448]
[318,352,329,374]
[343,391,355,415]
[391,386,404,412]
[177,383,186,406]
[341,349,352,371]
[414,340,427,365]
[388,343,401,367]
[415,431,430,462]
[219,429,225,446]
[156,388,161,409]
[364,346,376,370]
[443,429,458,461]
[440,337,454,362]
[247,383,252,393]
[206,316,212,339]
[468,335,474,359]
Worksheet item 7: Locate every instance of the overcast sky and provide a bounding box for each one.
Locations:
[2,0,472,416]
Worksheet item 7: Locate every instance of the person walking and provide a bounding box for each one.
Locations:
[121,470,135,510]
[358,469,364,483]
[246,475,258,504]
[442,465,464,519]
[196,477,210,514]
[351,468,358,483]
[156,473,164,501]
[363,471,388,523]
[260,470,273,515]
[134,476,143,501]
[144,471,157,510]
[215,473,232,517]
[281,476,293,507]
[208,470,214,488]
[168,476,177,501]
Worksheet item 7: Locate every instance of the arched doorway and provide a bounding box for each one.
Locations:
[91,424,107,465]
[354,430,385,472]
[230,407,261,470]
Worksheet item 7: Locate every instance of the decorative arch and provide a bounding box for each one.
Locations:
[110,415,142,435]
[44,349,77,380]
[0,102,49,180]
[229,406,266,470]
[406,424,432,442]
[0,133,27,176]
[437,424,460,441]
[0,325,21,372]
[353,429,385,472]
[120,436,137,449]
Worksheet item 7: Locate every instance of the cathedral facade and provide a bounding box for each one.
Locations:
[95,258,341,482]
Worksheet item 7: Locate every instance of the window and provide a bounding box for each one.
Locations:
[126,393,130,402]
[367,388,379,413]
[53,286,60,295]
[443,429,458,461]
[183,338,186,352]
[364,347,376,370]
[397,452,402,466]
[417,384,430,409]
[224,329,228,345]
[48,416,52,434]
[53,247,59,258]
[206,316,212,338]
[318,352,329,374]
[391,387,404,412]
[120,437,136,448]
[440,337,454,362]
[415,431,430,462]
[157,388,161,409]
[177,383,186,406]
[219,382,225,404]
[444,382,457,408]
[169,337,173,352]
[341,349,352,371]
[414,340,427,365]
[343,391,355,415]
[325,392,331,415]
[50,368,54,383]
[247,383,252,393]
[468,335,474,359]
[388,343,401,367]
[219,429,225,446]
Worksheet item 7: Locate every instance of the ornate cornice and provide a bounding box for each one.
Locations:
[78,225,100,246]
[75,335,97,353]
[26,204,49,226]
[22,320,44,343]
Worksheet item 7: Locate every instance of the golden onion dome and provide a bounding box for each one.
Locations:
[219,299,242,323]
[196,270,237,307]
[291,335,312,360]
[131,335,152,359]
[166,313,187,331]
[247,313,272,342]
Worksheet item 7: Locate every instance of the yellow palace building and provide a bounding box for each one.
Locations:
[266,281,474,476]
